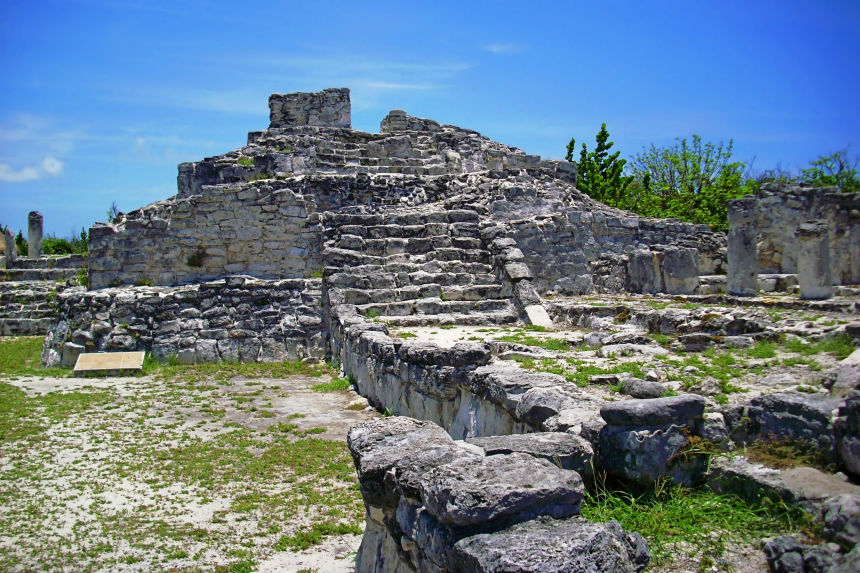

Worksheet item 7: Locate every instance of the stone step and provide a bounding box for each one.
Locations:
[381,309,520,327]
[327,270,498,290]
[329,236,486,257]
[332,283,505,306]
[323,210,478,228]
[0,306,57,319]
[357,297,513,318]
[6,254,85,270]
[326,222,482,241]
[331,260,495,277]
[322,247,490,269]
[0,317,53,336]
[1,268,78,281]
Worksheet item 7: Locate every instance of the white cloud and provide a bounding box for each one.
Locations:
[41,156,64,176]
[0,164,40,182]
[481,43,527,54]
[0,156,64,183]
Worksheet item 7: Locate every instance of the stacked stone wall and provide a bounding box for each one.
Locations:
[756,184,860,283]
[41,276,325,367]
[505,211,725,296]
[89,183,321,289]
[269,87,351,129]
[330,305,606,441]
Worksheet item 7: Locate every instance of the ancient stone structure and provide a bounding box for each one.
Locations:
[30,89,860,571]
[87,88,724,294]
[27,211,43,258]
[269,87,351,129]
[796,220,834,300]
[757,183,860,284]
[4,227,15,266]
[726,196,758,296]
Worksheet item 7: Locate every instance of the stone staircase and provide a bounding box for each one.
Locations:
[0,254,84,336]
[0,281,61,335]
[322,209,519,326]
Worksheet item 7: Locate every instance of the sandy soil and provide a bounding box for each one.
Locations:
[0,371,378,573]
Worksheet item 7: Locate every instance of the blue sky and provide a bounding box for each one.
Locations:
[1,0,858,238]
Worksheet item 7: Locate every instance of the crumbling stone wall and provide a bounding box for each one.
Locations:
[88,183,321,289]
[348,417,649,573]
[504,212,724,296]
[269,87,351,129]
[42,276,325,367]
[756,183,860,283]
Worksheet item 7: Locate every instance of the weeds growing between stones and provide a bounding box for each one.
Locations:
[580,476,817,566]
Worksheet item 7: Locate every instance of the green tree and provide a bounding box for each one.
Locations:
[799,149,859,192]
[15,231,27,256]
[567,123,632,206]
[626,135,747,231]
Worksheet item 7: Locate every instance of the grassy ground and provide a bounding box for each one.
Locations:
[580,478,816,570]
[0,337,366,572]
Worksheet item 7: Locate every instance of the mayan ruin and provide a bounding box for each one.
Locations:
[2,87,859,572]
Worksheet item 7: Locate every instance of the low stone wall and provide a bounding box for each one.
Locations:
[348,417,649,573]
[42,276,325,367]
[505,211,725,296]
[330,304,605,441]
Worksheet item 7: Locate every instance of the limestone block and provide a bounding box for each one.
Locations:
[28,211,43,258]
[795,220,833,300]
[452,516,648,573]
[61,342,85,368]
[523,304,553,328]
[465,432,593,476]
[269,88,350,129]
[600,395,705,428]
[599,423,708,485]
[418,452,584,527]
[727,196,758,296]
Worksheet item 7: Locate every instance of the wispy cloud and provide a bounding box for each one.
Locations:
[0,156,64,183]
[104,86,264,115]
[481,43,528,54]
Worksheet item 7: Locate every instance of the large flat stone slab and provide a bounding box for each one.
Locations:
[74,351,145,376]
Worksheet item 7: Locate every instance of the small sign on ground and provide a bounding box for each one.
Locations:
[74,351,145,376]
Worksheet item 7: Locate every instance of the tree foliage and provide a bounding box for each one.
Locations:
[566,125,858,233]
[625,135,749,231]
[567,123,632,206]
[798,149,859,192]
[15,231,27,256]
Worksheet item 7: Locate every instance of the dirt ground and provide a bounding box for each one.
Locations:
[0,370,378,573]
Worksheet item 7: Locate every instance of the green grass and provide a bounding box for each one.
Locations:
[650,333,673,346]
[783,333,856,360]
[515,357,646,388]
[310,377,352,392]
[581,481,815,565]
[151,359,335,384]
[274,521,361,551]
[495,332,571,352]
[236,156,254,166]
[747,340,777,359]
[0,337,69,377]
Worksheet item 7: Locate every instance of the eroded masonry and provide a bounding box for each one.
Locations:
[7,88,859,571]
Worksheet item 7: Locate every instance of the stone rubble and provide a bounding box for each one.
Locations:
[348,416,649,573]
